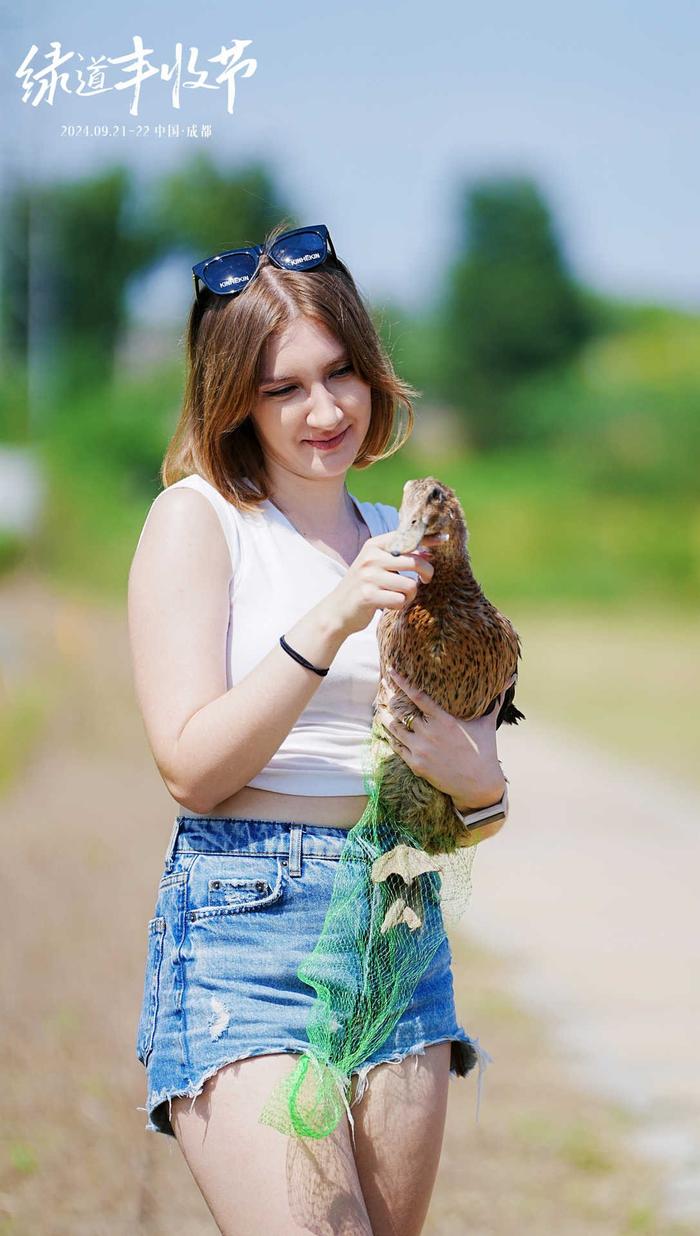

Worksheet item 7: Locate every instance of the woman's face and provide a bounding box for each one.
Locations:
[249,317,372,478]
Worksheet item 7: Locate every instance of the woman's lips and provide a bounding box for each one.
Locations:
[304,426,350,450]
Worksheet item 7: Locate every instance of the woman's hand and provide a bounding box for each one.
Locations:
[326,532,443,638]
[375,667,516,810]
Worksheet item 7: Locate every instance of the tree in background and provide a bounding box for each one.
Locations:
[0,154,294,442]
[436,176,594,447]
[152,151,290,256]
[1,166,163,407]
[1,186,30,365]
[0,184,32,439]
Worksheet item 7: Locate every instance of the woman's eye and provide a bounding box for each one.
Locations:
[266,364,353,398]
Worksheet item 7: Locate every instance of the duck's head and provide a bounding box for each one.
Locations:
[388,477,467,557]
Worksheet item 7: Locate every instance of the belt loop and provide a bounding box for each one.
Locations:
[288,823,302,877]
[163,816,181,872]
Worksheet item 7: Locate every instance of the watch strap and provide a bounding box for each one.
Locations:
[453,783,509,830]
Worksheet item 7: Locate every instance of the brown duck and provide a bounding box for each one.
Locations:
[371,476,524,855]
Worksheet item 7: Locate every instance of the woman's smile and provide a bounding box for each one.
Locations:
[304,426,351,450]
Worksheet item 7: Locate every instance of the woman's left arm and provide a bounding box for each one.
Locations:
[375,666,514,840]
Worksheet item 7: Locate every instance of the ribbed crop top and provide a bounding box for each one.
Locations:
[136,473,414,796]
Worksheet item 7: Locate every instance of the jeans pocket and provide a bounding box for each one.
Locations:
[185,854,287,922]
[135,916,166,1066]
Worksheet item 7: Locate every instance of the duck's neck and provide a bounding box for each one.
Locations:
[428,551,486,602]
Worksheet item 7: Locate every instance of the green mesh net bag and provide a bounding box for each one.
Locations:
[257,719,482,1144]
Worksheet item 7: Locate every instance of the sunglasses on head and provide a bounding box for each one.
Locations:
[192,223,337,303]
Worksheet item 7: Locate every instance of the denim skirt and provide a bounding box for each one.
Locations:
[135,814,492,1138]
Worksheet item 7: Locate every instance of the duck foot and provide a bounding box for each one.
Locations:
[380,897,423,934]
[370,843,442,887]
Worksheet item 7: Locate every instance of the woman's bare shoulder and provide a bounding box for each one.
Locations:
[127,486,233,803]
[129,485,233,586]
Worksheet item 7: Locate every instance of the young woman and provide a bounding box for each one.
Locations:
[128,220,510,1236]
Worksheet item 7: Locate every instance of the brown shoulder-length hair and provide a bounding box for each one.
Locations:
[161,217,419,511]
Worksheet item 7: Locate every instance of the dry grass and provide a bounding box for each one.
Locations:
[0,569,694,1234]
[512,602,700,793]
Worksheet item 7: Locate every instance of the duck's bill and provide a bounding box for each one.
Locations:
[388,525,449,556]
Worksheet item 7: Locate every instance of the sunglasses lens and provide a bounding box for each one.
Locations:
[204,251,258,294]
[270,229,327,271]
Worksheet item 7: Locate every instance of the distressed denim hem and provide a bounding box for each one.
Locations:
[136,1033,493,1141]
[137,1044,323,1138]
[349,1033,493,1126]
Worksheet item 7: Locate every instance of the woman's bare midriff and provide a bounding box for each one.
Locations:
[179,784,370,830]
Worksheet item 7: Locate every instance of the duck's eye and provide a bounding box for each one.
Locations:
[428,487,441,502]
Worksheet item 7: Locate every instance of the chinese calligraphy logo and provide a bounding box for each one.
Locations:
[16,36,258,117]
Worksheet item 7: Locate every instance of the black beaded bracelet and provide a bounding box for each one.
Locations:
[279,634,330,677]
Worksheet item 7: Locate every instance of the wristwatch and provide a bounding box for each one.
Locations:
[452,783,509,835]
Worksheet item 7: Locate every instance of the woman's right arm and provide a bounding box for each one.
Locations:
[127,488,434,815]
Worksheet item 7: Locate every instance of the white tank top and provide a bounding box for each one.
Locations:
[137,473,410,795]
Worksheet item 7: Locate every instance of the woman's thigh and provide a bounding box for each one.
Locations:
[350,1040,452,1236]
[171,1051,374,1236]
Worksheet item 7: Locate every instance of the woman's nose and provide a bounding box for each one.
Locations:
[307,385,343,427]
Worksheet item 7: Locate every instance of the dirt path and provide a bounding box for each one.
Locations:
[466,720,700,1224]
[0,568,694,1235]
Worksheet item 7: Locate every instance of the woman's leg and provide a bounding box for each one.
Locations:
[350,1041,452,1236]
[171,1051,374,1236]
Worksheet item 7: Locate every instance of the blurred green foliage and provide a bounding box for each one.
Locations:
[2,168,164,401]
[16,353,696,609]
[0,157,697,607]
[434,177,595,446]
[0,154,293,414]
[150,152,291,255]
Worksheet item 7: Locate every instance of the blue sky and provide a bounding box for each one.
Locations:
[4,1,699,319]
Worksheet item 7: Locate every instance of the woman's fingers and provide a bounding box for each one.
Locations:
[383,551,433,583]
